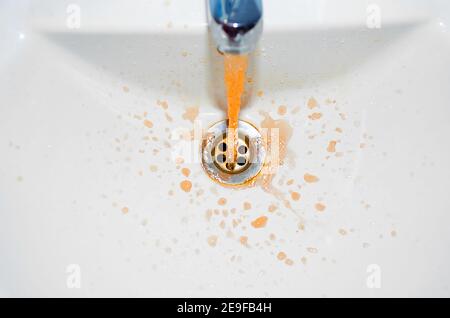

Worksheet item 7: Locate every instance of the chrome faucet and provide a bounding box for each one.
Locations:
[208,0,263,54]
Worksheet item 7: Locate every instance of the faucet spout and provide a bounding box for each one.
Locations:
[208,0,263,54]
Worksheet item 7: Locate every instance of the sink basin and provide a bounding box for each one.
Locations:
[1,0,450,297]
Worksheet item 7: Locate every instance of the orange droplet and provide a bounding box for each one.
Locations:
[121,207,129,214]
[327,140,337,153]
[285,258,294,266]
[243,202,252,210]
[180,180,192,192]
[277,251,287,260]
[291,191,301,201]
[157,100,169,110]
[143,119,153,128]
[304,173,319,183]
[239,236,248,246]
[207,235,218,247]
[251,216,268,228]
[182,106,199,123]
[307,97,318,109]
[268,204,278,213]
[277,105,287,116]
[181,168,190,177]
[218,197,227,206]
[308,112,322,120]
[315,203,326,212]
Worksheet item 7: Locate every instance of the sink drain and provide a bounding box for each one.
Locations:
[202,120,265,186]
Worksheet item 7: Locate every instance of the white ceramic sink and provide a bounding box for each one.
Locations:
[1,0,450,297]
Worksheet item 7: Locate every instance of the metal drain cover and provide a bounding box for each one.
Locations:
[202,120,266,186]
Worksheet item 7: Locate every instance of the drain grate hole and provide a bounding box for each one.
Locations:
[238,145,248,154]
[217,154,226,163]
[236,157,247,166]
[218,142,227,152]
